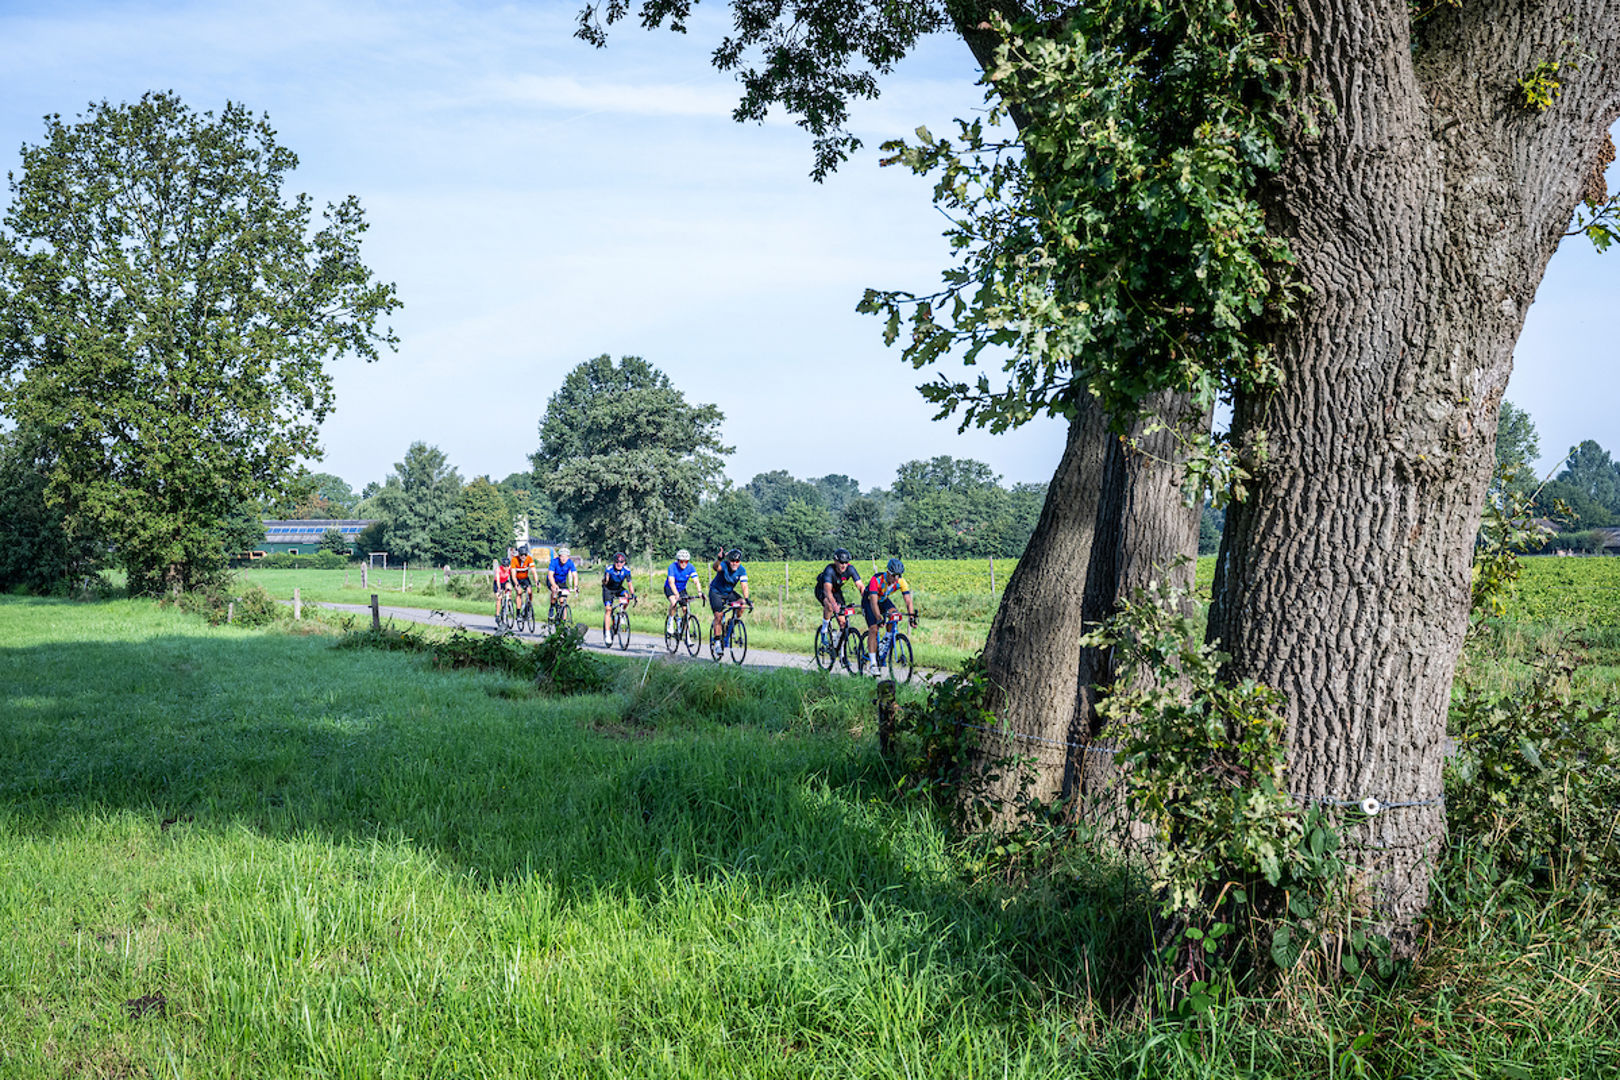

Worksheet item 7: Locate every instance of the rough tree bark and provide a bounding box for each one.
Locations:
[1212,0,1620,936]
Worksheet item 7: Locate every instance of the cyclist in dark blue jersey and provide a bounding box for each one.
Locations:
[708,547,750,641]
[600,551,635,643]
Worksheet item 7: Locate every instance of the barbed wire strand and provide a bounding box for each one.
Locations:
[958,720,1445,812]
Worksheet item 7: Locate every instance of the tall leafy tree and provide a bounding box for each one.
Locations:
[763,498,834,559]
[369,442,463,564]
[441,476,515,566]
[1541,440,1620,528]
[1494,401,1543,493]
[812,473,862,514]
[834,496,889,560]
[531,355,729,557]
[585,0,1620,938]
[0,92,398,594]
[684,488,773,559]
[744,469,826,515]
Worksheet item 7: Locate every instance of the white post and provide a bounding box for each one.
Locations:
[293,587,301,620]
[989,556,996,596]
[402,563,407,592]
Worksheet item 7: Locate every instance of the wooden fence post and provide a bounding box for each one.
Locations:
[989,556,996,596]
[361,563,368,589]
[227,601,234,624]
[370,593,380,632]
[293,587,301,620]
[877,680,898,761]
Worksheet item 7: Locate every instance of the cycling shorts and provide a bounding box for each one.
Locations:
[709,587,738,613]
[814,581,848,608]
[863,595,896,627]
[602,586,627,608]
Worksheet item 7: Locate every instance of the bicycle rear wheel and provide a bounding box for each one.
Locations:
[683,612,700,656]
[664,609,679,653]
[729,620,748,664]
[813,624,835,671]
[888,633,913,684]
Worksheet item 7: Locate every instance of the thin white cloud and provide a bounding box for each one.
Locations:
[482,73,741,119]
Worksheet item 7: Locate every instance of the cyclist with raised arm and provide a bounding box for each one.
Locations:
[664,549,701,632]
[863,557,917,676]
[815,548,861,635]
[509,544,536,618]
[601,551,635,643]
[708,547,750,641]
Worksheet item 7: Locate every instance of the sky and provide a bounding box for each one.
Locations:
[0,0,1614,494]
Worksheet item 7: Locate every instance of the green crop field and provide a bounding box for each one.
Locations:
[2,595,1616,1077]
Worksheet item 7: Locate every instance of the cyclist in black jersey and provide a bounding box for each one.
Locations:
[814,549,861,632]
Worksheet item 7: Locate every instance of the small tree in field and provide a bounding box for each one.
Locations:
[0,92,398,595]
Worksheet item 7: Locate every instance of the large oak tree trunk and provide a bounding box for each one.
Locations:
[974,389,1203,815]
[1211,0,1620,939]
[975,395,1112,810]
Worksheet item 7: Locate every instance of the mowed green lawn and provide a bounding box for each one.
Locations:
[3,597,1615,1078]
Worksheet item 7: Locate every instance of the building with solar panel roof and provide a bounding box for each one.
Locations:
[255,520,376,557]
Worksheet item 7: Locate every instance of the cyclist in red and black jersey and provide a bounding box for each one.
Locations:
[862,557,917,674]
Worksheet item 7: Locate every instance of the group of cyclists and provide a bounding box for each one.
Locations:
[491,543,916,671]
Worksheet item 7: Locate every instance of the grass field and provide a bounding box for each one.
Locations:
[3,596,1617,1077]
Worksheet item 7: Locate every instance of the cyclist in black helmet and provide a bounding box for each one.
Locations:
[600,551,635,643]
[862,557,916,675]
[708,547,750,641]
[814,548,861,636]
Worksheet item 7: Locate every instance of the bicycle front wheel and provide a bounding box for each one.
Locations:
[888,634,913,684]
[614,609,632,650]
[683,613,700,656]
[842,626,865,674]
[729,620,748,664]
[664,611,678,654]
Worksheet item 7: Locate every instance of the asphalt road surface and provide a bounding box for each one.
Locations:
[312,600,918,680]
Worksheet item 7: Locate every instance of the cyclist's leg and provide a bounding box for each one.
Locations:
[863,595,883,664]
[709,588,728,638]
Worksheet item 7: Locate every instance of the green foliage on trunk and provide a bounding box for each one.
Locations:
[0,91,398,595]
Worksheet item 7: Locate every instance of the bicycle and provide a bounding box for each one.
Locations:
[664,594,702,657]
[709,597,752,664]
[813,604,862,673]
[850,609,916,683]
[496,587,516,632]
[514,587,537,634]
[545,588,572,636]
[609,593,637,651]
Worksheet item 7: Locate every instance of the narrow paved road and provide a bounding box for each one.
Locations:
[312,600,910,679]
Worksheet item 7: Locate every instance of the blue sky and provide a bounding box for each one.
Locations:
[2,0,1612,493]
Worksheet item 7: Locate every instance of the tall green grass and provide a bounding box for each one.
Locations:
[2,597,1615,1078]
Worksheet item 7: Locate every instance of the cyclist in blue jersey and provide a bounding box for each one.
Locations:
[547,546,578,610]
[664,548,701,633]
[600,551,635,643]
[708,547,750,641]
